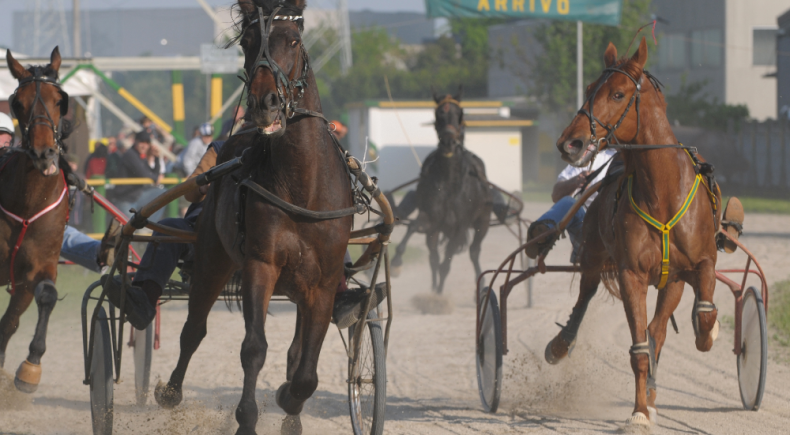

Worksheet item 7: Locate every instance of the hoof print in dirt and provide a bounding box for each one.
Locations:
[154,381,182,409]
[280,415,303,435]
[411,293,453,315]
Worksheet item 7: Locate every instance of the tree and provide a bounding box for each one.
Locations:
[665,77,749,130]
[526,0,653,116]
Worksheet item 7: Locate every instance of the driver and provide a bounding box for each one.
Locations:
[525,148,617,262]
[103,138,383,330]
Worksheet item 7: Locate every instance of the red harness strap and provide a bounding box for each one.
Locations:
[0,172,68,295]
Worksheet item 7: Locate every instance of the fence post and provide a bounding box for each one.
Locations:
[751,121,758,187]
[92,175,106,234]
[782,120,787,189]
[766,121,773,188]
[166,173,180,218]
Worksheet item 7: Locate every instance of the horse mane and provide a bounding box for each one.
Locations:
[228,0,306,48]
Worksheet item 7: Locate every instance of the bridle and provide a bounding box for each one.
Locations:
[241,6,309,127]
[435,96,464,157]
[577,65,696,156]
[8,66,68,161]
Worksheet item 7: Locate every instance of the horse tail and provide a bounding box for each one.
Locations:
[600,259,621,299]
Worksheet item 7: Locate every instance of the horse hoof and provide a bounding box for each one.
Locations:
[711,320,720,342]
[544,333,573,365]
[154,381,182,409]
[14,360,41,394]
[624,411,652,430]
[276,382,304,415]
[281,415,302,435]
[390,265,402,278]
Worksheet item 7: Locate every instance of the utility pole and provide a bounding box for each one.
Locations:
[73,0,80,57]
[577,21,583,109]
[338,0,352,73]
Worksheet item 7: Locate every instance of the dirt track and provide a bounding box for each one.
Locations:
[1,202,790,434]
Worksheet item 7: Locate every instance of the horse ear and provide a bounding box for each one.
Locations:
[237,0,256,14]
[289,0,307,9]
[432,86,441,104]
[630,37,648,70]
[453,85,463,102]
[603,42,617,68]
[6,50,30,80]
[49,46,62,73]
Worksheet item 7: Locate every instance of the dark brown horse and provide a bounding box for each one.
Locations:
[0,48,71,393]
[390,88,492,294]
[154,1,352,434]
[545,38,721,428]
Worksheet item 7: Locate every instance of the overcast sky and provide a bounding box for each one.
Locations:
[0,0,427,52]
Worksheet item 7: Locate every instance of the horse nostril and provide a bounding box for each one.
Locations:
[263,93,277,110]
[564,139,583,154]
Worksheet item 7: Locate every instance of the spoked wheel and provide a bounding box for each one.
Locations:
[737,286,767,410]
[348,311,386,435]
[133,323,153,406]
[90,307,114,435]
[476,286,502,413]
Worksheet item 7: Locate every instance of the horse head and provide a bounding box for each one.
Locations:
[556,37,664,167]
[432,85,464,158]
[237,0,307,137]
[6,47,69,176]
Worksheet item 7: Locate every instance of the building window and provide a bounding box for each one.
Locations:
[658,33,686,70]
[691,29,722,67]
[753,28,778,66]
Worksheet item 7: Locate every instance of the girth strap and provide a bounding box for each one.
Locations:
[627,171,702,290]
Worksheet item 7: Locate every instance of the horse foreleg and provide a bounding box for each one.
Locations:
[692,259,719,352]
[545,272,600,364]
[644,280,684,422]
[437,234,464,295]
[426,231,440,291]
[286,307,303,382]
[276,285,333,435]
[14,279,58,393]
[0,288,34,369]
[619,269,652,427]
[235,261,277,435]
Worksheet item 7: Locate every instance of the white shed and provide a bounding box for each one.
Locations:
[346,100,533,193]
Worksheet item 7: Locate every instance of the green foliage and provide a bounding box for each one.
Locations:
[527,0,653,116]
[665,78,750,130]
[312,19,501,120]
[726,196,790,215]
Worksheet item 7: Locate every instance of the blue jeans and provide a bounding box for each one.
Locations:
[132,216,196,290]
[537,196,586,252]
[61,226,101,273]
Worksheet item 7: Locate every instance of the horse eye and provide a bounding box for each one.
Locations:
[613,92,625,101]
[290,40,299,47]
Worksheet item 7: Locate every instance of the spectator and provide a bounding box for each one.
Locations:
[139,115,174,151]
[0,112,15,148]
[179,122,214,176]
[84,139,109,179]
[219,107,246,139]
[112,131,166,222]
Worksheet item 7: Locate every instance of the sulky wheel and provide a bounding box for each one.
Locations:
[476,287,503,413]
[90,307,114,435]
[348,311,387,435]
[133,323,153,406]
[737,286,767,411]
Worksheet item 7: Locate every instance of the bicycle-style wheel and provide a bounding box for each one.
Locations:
[90,307,114,435]
[348,311,386,435]
[737,286,767,411]
[133,323,153,406]
[476,287,502,413]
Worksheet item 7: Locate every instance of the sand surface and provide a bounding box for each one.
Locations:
[1,203,789,434]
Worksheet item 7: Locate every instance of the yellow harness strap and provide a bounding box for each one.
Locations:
[627,170,702,290]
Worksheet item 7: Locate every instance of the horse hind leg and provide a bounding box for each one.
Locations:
[14,279,58,393]
[642,280,685,425]
[545,272,599,364]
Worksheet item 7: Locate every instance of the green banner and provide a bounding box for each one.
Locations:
[425,0,622,26]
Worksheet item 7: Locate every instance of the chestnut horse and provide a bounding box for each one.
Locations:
[154,1,352,434]
[390,88,492,294]
[0,48,71,393]
[545,38,721,428]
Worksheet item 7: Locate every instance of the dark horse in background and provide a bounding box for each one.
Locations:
[0,48,71,393]
[154,1,352,434]
[390,87,492,294]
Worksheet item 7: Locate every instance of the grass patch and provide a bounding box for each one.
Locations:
[719,314,734,331]
[727,196,790,215]
[770,280,790,346]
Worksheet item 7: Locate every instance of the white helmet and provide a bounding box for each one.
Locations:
[0,112,14,138]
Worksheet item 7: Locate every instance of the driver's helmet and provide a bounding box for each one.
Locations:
[0,112,15,138]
